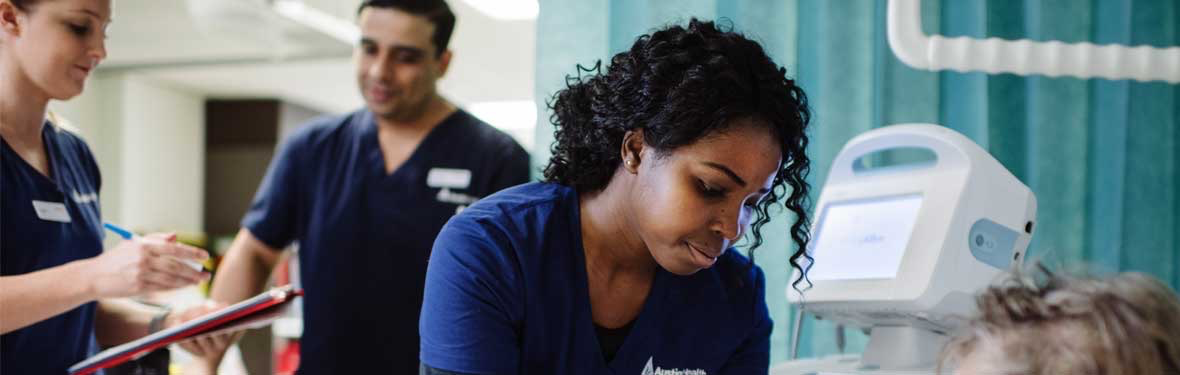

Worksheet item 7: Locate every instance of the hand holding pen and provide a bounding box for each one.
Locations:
[80,223,211,299]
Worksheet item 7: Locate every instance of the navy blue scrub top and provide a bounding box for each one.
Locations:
[420,182,773,375]
[242,109,530,374]
[2,122,104,375]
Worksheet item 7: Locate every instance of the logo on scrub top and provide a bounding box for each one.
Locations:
[72,190,98,204]
[641,357,706,375]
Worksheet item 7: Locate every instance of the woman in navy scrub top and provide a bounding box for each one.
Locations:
[420,19,814,374]
[0,1,216,373]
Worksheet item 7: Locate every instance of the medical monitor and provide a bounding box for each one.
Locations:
[785,124,1036,369]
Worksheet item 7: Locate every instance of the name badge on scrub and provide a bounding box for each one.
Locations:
[426,168,472,189]
[428,168,477,214]
[32,200,71,223]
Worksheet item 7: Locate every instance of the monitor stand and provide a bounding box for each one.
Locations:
[771,326,953,375]
[861,326,949,370]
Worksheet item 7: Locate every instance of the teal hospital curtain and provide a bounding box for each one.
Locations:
[533,0,1179,365]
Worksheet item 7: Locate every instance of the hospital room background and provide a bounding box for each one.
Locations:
[46,0,1178,372]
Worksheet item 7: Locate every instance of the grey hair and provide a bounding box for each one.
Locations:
[940,265,1180,375]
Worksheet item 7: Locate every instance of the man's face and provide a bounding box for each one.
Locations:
[354,7,451,122]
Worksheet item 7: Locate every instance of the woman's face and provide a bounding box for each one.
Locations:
[1,0,110,100]
[627,120,782,275]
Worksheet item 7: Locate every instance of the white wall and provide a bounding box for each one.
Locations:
[119,77,205,233]
[50,74,206,235]
[438,1,536,105]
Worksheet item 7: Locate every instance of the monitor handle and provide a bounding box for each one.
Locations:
[829,124,974,183]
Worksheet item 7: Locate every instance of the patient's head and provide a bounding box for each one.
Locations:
[943,267,1180,375]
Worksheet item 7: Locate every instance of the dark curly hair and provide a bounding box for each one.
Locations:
[543,19,813,290]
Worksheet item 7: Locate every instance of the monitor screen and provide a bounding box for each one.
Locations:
[807,194,924,281]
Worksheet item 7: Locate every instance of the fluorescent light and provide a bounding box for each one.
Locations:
[468,100,536,130]
[467,100,537,150]
[460,0,538,21]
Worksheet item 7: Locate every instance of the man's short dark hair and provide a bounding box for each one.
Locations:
[358,0,456,56]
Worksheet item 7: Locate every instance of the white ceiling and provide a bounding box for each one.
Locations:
[99,0,535,114]
[104,0,354,68]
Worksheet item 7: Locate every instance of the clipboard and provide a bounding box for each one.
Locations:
[69,285,304,375]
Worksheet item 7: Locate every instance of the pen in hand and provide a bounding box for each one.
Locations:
[103,222,208,272]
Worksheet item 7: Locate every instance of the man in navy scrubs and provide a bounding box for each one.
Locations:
[190,0,530,373]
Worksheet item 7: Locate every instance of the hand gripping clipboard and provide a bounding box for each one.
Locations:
[69,285,304,375]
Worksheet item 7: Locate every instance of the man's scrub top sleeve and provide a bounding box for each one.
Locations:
[241,133,305,250]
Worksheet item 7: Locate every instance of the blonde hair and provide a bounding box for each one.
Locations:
[46,110,83,135]
[941,265,1180,374]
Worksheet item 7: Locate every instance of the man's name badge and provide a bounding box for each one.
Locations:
[427,168,472,189]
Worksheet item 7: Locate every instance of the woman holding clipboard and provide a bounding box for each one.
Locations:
[0,0,219,373]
